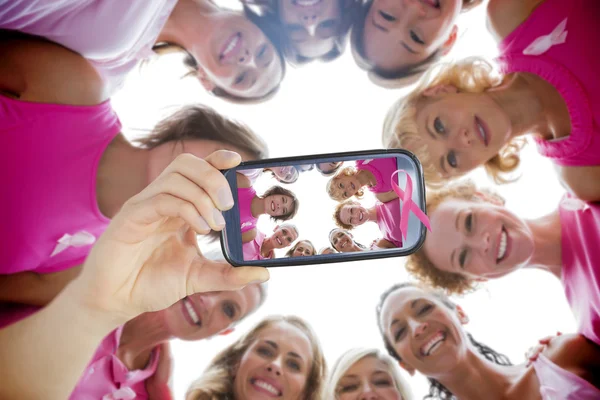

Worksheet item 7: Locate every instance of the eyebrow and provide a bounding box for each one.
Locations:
[411,299,419,309]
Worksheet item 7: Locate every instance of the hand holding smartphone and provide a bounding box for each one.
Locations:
[220,149,428,267]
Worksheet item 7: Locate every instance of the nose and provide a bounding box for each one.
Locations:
[409,320,429,338]
[237,49,256,67]
[301,13,318,28]
[472,230,491,254]
[404,0,427,17]
[358,383,378,400]
[457,127,476,148]
[266,359,283,377]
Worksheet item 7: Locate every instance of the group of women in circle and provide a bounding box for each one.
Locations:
[1,0,599,398]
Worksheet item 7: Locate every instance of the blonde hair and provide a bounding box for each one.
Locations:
[333,201,360,230]
[186,315,327,400]
[326,167,365,201]
[383,58,526,188]
[325,348,414,400]
[406,180,505,294]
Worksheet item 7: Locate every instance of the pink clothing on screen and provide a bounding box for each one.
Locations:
[0,0,177,94]
[242,230,274,261]
[532,353,600,399]
[375,201,403,248]
[238,187,258,233]
[497,0,600,166]
[559,195,600,345]
[356,158,397,193]
[0,96,121,275]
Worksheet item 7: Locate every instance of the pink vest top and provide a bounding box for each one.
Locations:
[533,353,600,399]
[238,187,258,233]
[356,158,398,193]
[0,96,121,274]
[497,0,600,166]
[242,230,274,261]
[559,195,600,345]
[375,201,403,248]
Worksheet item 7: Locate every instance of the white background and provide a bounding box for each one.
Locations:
[112,3,575,398]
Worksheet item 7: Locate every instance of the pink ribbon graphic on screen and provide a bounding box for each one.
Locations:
[391,170,431,240]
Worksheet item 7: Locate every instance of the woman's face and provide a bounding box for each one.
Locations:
[161,284,262,340]
[415,87,513,179]
[318,161,343,175]
[330,229,361,252]
[336,356,403,400]
[234,321,314,400]
[270,166,299,183]
[264,194,295,217]
[424,198,534,280]
[198,12,283,99]
[278,0,343,59]
[339,203,369,227]
[291,241,315,257]
[331,174,361,200]
[267,225,299,249]
[362,0,462,72]
[379,286,468,376]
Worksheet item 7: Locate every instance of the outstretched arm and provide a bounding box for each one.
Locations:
[0,267,82,306]
[375,190,399,204]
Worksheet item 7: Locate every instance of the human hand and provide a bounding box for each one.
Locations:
[71,151,269,321]
[525,331,562,366]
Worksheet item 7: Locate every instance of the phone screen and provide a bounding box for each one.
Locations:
[221,150,427,267]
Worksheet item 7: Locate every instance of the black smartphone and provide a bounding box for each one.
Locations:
[220,149,428,267]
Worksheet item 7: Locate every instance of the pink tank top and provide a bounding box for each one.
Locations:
[238,187,258,233]
[559,195,600,345]
[375,201,403,248]
[532,353,600,399]
[0,96,121,275]
[356,158,398,193]
[497,0,600,166]
[242,230,274,261]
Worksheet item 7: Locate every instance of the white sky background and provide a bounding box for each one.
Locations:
[111,2,575,398]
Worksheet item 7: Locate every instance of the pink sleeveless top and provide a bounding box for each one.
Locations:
[0,96,121,275]
[375,201,403,248]
[559,195,600,345]
[356,158,398,193]
[242,230,274,261]
[238,187,258,233]
[497,0,600,166]
[532,354,600,399]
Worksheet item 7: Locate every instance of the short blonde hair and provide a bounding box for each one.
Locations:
[325,348,414,400]
[406,180,505,294]
[186,315,326,400]
[326,167,365,201]
[383,58,526,188]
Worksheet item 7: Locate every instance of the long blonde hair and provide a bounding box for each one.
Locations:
[186,315,327,400]
[325,348,414,400]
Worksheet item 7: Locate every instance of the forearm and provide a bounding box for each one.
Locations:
[0,267,81,306]
[0,282,125,400]
[375,190,399,203]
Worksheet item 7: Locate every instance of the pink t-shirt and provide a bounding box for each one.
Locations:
[0,0,178,94]
[356,158,398,193]
[238,187,258,233]
[242,230,274,261]
[497,0,600,166]
[0,96,121,275]
[375,201,403,248]
[559,195,600,345]
[532,353,600,399]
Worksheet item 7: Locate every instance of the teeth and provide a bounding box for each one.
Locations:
[271,201,275,212]
[295,0,320,6]
[276,237,282,245]
[254,380,280,395]
[476,119,487,145]
[421,332,445,356]
[359,211,363,221]
[184,299,200,325]
[497,229,507,261]
[223,34,239,57]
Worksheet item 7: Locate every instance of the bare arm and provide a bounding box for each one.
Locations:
[375,190,399,203]
[545,334,600,390]
[236,172,252,189]
[0,266,81,306]
[558,165,600,203]
[486,0,546,42]
[242,228,258,244]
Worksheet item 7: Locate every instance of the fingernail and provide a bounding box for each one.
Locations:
[197,216,210,231]
[218,187,234,209]
[213,209,226,227]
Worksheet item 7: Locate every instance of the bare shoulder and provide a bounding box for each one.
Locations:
[0,32,108,105]
[544,334,600,377]
[486,0,546,42]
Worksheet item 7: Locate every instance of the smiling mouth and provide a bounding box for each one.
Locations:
[250,378,282,397]
[271,201,275,212]
[293,0,322,6]
[219,32,242,61]
[359,211,364,221]
[276,236,282,246]
[496,226,509,263]
[420,331,446,356]
[183,297,202,327]
[474,116,489,147]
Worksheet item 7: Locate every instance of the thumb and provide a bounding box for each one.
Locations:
[204,150,242,171]
[187,259,269,294]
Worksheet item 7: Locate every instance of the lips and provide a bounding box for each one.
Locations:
[496,226,510,263]
[276,236,282,246]
[474,116,490,147]
[219,32,242,62]
[250,377,283,397]
[359,211,364,221]
[182,297,202,327]
[271,201,275,212]
[292,0,322,7]
[420,331,446,356]
[418,0,440,8]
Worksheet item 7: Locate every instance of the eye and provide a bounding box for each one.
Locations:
[410,30,425,45]
[459,249,468,269]
[257,44,267,59]
[419,304,433,315]
[234,72,247,85]
[282,197,287,204]
[434,117,445,134]
[465,213,473,232]
[287,359,301,371]
[283,208,288,215]
[258,346,274,357]
[222,302,236,319]
[338,384,359,393]
[374,379,393,387]
[339,183,344,189]
[343,192,348,198]
[447,151,457,168]
[319,19,337,30]
[379,10,396,22]
[394,327,406,342]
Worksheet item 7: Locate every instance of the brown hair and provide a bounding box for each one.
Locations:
[406,180,505,294]
[333,200,360,230]
[262,186,300,221]
[285,240,317,257]
[186,315,327,400]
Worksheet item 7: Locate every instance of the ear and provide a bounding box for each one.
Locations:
[441,25,458,56]
[196,67,216,92]
[398,361,416,376]
[455,305,470,325]
[219,328,235,336]
[422,84,459,98]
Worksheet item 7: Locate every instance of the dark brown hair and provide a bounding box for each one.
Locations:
[261,186,300,221]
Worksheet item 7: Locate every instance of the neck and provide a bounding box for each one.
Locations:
[525,210,563,277]
[157,0,215,55]
[434,347,524,400]
[116,312,172,370]
[357,170,375,187]
[96,135,150,218]
[487,73,549,140]
[261,237,275,255]
[251,196,265,218]
[368,206,378,222]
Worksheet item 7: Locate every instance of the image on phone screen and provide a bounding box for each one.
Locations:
[221,150,427,267]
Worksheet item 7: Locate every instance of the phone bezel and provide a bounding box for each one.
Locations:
[220,149,427,267]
